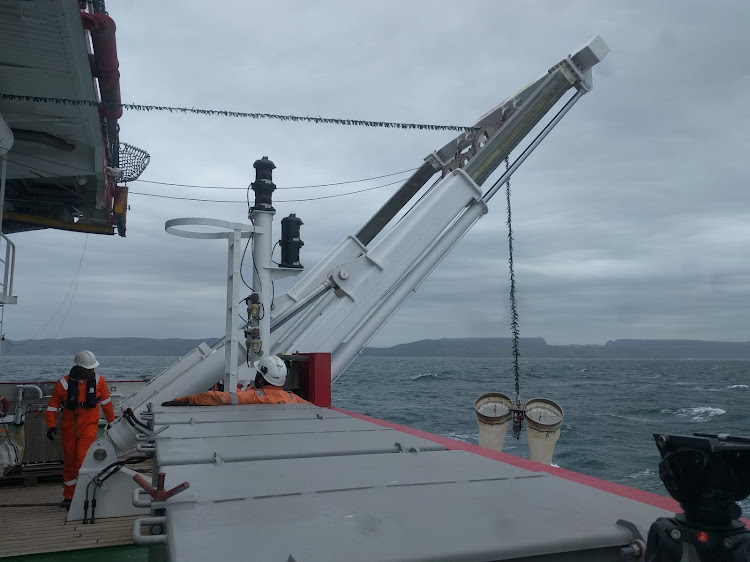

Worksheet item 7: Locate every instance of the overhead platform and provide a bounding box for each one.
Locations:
[137,404,671,561]
[0,0,110,233]
[0,0,147,236]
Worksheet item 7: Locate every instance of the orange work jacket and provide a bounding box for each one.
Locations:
[182,385,308,406]
[45,374,116,433]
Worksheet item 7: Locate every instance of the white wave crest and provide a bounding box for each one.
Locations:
[727,384,748,389]
[604,413,651,423]
[443,432,477,443]
[622,468,656,480]
[674,406,727,422]
[411,372,439,381]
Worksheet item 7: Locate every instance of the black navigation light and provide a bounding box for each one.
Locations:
[280,213,304,269]
[251,156,276,212]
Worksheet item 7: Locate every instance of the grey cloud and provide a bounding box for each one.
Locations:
[5,1,750,351]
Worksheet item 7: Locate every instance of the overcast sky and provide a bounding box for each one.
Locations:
[5,0,750,349]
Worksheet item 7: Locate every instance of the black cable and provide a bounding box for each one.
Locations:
[84,460,119,523]
[239,238,253,291]
[123,408,150,431]
[136,168,417,190]
[122,412,138,430]
[4,153,405,204]
[8,147,417,190]
[84,455,149,524]
[240,184,254,291]
[2,156,79,182]
[91,464,122,524]
[50,234,88,339]
[0,92,475,132]
[130,179,403,203]
[9,235,89,348]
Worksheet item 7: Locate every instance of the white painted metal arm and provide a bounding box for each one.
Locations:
[271,37,609,374]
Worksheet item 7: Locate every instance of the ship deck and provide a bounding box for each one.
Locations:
[2,404,692,561]
[137,403,676,562]
[0,453,151,560]
[0,483,142,559]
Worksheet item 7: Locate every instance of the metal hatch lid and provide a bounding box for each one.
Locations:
[159,449,536,504]
[155,428,445,466]
[148,405,670,561]
[151,404,446,466]
[162,466,669,562]
[150,416,382,439]
[151,404,344,425]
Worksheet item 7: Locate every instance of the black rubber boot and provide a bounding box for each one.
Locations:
[60,499,71,510]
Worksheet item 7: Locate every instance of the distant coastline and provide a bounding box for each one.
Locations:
[3,336,750,360]
[1,337,215,357]
[361,337,750,360]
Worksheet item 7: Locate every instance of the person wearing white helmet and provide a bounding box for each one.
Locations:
[45,351,116,509]
[162,355,308,406]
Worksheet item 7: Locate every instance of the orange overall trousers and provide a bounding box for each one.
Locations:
[46,374,115,499]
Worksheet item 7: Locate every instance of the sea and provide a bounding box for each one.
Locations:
[2,355,748,513]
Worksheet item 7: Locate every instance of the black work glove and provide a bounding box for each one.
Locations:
[46,427,57,440]
[161,400,188,407]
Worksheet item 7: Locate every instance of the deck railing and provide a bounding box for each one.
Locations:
[0,232,16,305]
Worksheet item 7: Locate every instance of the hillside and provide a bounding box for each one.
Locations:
[2,337,216,357]
[361,337,750,360]
[4,336,750,359]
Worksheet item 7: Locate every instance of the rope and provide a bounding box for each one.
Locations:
[0,93,475,132]
[505,156,521,403]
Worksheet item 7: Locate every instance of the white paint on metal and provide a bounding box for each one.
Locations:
[289,170,483,356]
[68,439,148,521]
[249,209,274,367]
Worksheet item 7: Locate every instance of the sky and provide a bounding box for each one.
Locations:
[5,0,750,348]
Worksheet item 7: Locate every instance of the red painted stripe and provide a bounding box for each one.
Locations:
[332,407,687,513]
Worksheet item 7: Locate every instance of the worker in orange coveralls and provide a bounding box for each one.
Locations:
[45,350,115,510]
[162,355,308,406]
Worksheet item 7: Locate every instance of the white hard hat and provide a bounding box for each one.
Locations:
[253,355,287,386]
[74,350,99,369]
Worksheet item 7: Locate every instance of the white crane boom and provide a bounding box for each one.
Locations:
[271,36,609,380]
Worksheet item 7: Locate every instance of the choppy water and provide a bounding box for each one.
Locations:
[3,356,748,512]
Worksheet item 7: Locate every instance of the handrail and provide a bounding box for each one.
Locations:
[0,233,15,303]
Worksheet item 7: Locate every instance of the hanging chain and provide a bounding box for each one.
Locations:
[505,156,521,405]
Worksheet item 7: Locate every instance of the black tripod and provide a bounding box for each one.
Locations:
[645,433,750,561]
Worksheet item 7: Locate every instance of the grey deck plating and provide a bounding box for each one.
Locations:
[150,404,671,561]
[148,403,344,424]
[155,428,444,466]
[151,415,383,439]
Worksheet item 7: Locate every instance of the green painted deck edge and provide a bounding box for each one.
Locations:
[6,544,149,562]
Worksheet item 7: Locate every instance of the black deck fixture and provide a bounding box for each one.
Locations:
[250,156,276,212]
